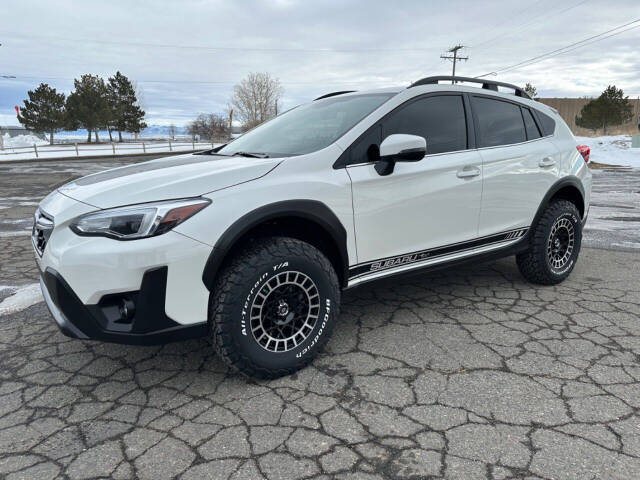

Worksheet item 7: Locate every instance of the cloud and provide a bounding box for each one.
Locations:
[1,0,639,126]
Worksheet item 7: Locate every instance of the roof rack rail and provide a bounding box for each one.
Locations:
[314,90,356,101]
[408,76,531,99]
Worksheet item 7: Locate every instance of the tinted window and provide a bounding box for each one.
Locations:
[522,108,541,140]
[382,95,467,154]
[473,97,526,147]
[536,111,556,136]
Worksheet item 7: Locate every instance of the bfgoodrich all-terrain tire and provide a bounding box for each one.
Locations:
[209,237,340,379]
[516,199,582,285]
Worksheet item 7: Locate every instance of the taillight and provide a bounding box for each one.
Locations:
[577,145,590,163]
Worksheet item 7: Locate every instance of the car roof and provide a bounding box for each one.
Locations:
[315,82,558,118]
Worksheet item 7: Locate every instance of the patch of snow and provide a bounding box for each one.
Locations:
[612,241,640,249]
[0,230,31,237]
[2,133,48,148]
[0,283,43,315]
[2,218,33,225]
[575,135,640,167]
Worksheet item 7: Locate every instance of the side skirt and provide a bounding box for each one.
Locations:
[346,228,529,289]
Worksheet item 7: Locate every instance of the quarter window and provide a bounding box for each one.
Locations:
[382,95,467,155]
[522,107,541,140]
[350,124,381,165]
[473,97,526,147]
[536,111,556,136]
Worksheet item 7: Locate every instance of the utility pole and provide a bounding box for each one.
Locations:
[440,45,468,83]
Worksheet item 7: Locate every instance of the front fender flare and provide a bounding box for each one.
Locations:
[201,200,349,290]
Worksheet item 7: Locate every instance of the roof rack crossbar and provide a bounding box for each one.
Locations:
[408,76,531,99]
[314,90,356,101]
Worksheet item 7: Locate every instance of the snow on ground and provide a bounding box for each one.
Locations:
[583,168,640,251]
[575,135,640,167]
[2,133,48,148]
[0,284,43,315]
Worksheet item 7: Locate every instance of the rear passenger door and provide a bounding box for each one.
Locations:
[347,94,484,266]
[471,95,560,237]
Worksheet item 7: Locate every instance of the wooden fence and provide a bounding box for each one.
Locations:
[538,98,640,136]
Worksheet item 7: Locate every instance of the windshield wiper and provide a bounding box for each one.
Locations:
[196,150,227,156]
[231,151,270,158]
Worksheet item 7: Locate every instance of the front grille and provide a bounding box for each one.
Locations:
[32,209,54,256]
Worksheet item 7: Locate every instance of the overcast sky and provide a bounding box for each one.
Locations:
[1,0,639,126]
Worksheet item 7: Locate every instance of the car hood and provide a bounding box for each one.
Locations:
[58,153,283,208]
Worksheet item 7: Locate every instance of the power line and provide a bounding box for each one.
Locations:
[421,0,589,78]
[472,0,591,52]
[466,0,548,48]
[0,30,434,53]
[489,19,640,75]
[498,25,640,74]
[0,73,384,88]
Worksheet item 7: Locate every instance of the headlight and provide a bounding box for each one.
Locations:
[70,198,210,240]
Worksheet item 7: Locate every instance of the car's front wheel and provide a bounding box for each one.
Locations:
[516,199,582,285]
[209,236,340,379]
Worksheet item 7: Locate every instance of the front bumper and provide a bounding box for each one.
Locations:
[41,266,207,345]
[34,190,213,340]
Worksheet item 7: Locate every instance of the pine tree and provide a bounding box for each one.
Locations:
[524,83,538,100]
[66,75,111,143]
[576,85,633,135]
[17,83,66,145]
[107,72,146,141]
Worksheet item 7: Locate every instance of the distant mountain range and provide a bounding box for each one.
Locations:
[139,125,188,136]
[55,125,189,138]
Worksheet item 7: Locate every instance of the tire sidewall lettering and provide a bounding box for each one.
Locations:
[236,258,334,365]
[240,261,289,336]
[296,298,330,358]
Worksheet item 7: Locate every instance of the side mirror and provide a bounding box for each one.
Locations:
[375,134,426,176]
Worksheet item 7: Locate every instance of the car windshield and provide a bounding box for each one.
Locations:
[217,93,394,157]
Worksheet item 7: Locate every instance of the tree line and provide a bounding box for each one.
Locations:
[18,72,146,144]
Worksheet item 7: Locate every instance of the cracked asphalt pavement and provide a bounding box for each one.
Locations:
[1,157,640,480]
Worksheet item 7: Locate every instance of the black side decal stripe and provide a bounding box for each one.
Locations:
[349,227,528,279]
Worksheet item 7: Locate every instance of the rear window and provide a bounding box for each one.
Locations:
[473,97,526,148]
[536,111,556,136]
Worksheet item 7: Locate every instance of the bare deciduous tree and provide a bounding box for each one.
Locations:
[231,72,283,130]
[168,124,177,140]
[187,113,230,141]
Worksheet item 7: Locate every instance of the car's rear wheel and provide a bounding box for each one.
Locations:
[516,199,582,285]
[209,236,340,379]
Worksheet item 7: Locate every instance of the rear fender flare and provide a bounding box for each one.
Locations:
[530,176,585,232]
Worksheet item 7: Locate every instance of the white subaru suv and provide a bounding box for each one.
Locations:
[34,76,592,378]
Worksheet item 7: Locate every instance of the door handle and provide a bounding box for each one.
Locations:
[539,157,556,167]
[456,166,480,178]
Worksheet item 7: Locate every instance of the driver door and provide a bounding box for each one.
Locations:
[346,94,483,271]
